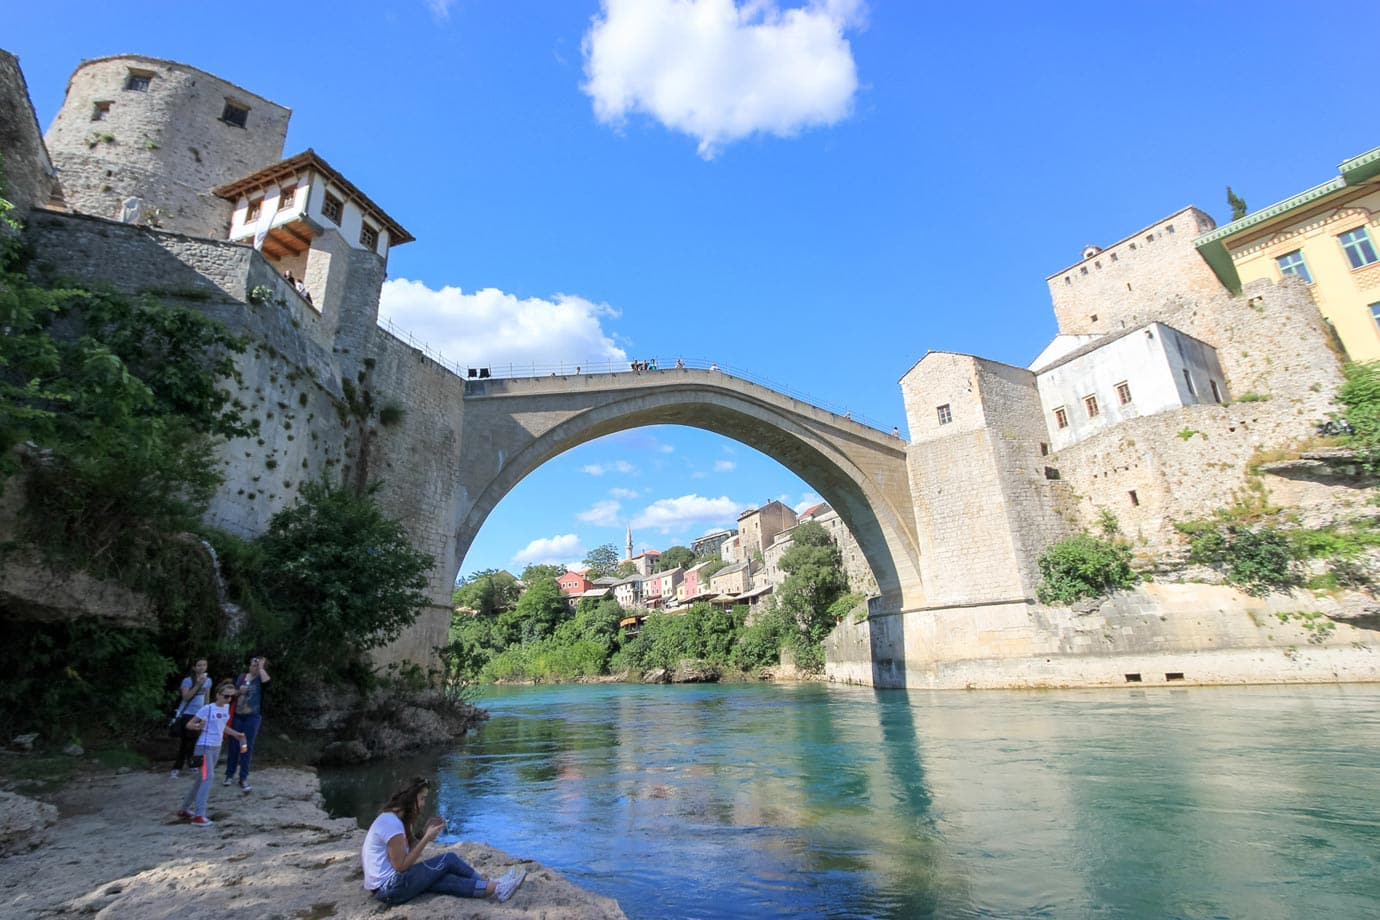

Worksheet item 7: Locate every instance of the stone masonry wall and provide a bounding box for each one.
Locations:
[44,56,290,238]
[827,586,1380,689]
[0,50,57,215]
[1047,208,1224,336]
[20,210,466,667]
[1050,277,1345,548]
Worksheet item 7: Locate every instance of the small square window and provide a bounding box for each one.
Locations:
[936,403,952,425]
[1110,252,1118,262]
[1339,227,1378,270]
[1084,395,1099,418]
[245,198,263,223]
[360,223,378,250]
[91,101,112,121]
[1115,381,1132,405]
[220,101,249,128]
[322,193,343,224]
[1166,224,1175,234]
[1146,233,1155,242]
[1080,266,1089,275]
[1276,249,1313,284]
[279,185,296,208]
[1054,407,1069,429]
[1129,242,1137,251]
[124,71,152,92]
[1040,442,1049,457]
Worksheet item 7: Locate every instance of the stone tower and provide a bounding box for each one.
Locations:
[43,55,290,238]
[625,524,633,561]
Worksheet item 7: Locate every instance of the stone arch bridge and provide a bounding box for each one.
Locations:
[454,367,924,613]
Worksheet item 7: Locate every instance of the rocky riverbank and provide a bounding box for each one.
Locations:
[0,765,625,919]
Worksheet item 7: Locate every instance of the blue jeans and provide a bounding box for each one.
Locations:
[179,743,221,817]
[224,712,261,782]
[374,852,488,904]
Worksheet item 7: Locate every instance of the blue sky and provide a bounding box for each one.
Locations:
[8,1,1376,579]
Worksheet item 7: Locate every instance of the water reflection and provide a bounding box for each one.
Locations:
[320,683,1380,920]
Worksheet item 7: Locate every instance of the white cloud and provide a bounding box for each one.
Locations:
[713,460,736,473]
[793,492,823,514]
[578,500,623,526]
[582,460,636,476]
[633,493,746,533]
[426,0,455,21]
[582,0,866,158]
[379,279,627,374]
[512,533,584,566]
[609,487,640,499]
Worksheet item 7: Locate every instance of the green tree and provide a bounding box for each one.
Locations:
[657,545,695,572]
[583,542,621,577]
[1036,533,1138,605]
[1336,361,1380,470]
[520,563,564,583]
[258,480,433,673]
[503,575,567,644]
[614,560,637,578]
[452,568,521,617]
[1226,186,1248,221]
[776,522,848,644]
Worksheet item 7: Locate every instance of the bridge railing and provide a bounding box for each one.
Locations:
[375,317,896,434]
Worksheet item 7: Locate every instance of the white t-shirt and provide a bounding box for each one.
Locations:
[362,811,406,891]
[192,702,230,748]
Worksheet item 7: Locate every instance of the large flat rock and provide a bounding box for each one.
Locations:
[0,766,625,919]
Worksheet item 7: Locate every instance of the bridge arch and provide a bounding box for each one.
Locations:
[453,370,924,611]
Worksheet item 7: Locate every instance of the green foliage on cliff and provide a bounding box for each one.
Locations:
[1183,524,1300,596]
[257,480,433,668]
[452,568,521,617]
[1336,361,1380,470]
[1036,534,1138,605]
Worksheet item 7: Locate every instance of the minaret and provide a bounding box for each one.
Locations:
[626,525,633,561]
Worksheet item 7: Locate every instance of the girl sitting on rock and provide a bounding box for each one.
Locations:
[361,776,525,905]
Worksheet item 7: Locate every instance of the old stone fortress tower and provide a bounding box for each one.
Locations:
[4,51,1379,689]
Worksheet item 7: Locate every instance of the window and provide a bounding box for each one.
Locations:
[1054,407,1069,429]
[279,185,295,208]
[1128,490,1139,506]
[322,192,343,224]
[1115,381,1132,405]
[1276,249,1313,284]
[1166,223,1175,234]
[124,71,152,92]
[1339,227,1379,270]
[245,198,262,223]
[1209,380,1222,404]
[1084,395,1099,418]
[1182,368,1197,396]
[1040,442,1049,456]
[936,403,952,425]
[1370,302,1380,328]
[91,101,112,121]
[220,101,249,128]
[360,223,378,250]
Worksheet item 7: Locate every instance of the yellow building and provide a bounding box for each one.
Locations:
[1195,147,1380,360]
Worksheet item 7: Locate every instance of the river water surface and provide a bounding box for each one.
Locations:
[320,682,1380,919]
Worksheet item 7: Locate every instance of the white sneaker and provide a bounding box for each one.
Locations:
[221,777,232,786]
[169,769,179,778]
[494,868,526,903]
[239,782,252,792]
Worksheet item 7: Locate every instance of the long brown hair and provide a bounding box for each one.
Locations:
[381,776,430,846]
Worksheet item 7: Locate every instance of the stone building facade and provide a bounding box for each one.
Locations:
[44,55,290,239]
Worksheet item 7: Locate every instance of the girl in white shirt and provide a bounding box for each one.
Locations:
[176,683,248,826]
[361,776,525,904]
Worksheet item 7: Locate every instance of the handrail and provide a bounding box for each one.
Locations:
[374,317,897,434]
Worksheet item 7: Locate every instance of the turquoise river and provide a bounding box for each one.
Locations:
[320,682,1380,919]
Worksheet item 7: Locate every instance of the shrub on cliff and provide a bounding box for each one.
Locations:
[1181,522,1302,596]
[1036,534,1138,605]
[1336,361,1380,470]
[258,479,433,676]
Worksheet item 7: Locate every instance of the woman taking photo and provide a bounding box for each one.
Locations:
[361,777,526,905]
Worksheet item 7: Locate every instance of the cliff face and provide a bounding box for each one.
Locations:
[0,766,626,919]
